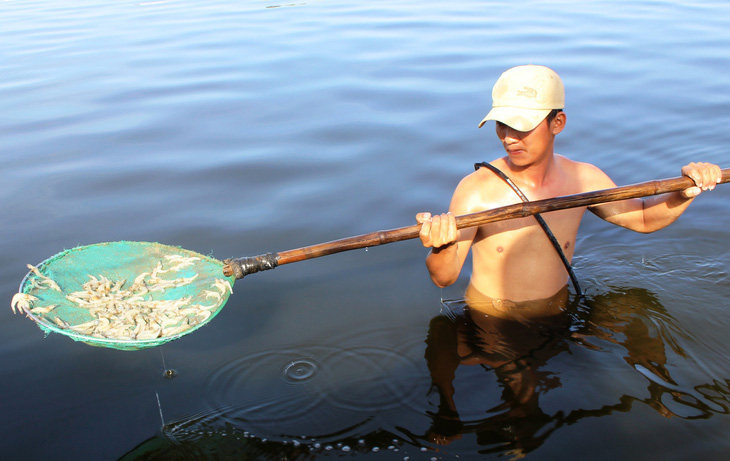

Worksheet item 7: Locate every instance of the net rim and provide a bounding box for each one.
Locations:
[19,241,234,350]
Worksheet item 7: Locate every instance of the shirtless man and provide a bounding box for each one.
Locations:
[417,65,722,310]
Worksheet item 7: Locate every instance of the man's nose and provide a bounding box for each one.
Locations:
[502,126,524,140]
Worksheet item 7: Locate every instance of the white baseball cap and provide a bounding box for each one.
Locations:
[478,65,564,132]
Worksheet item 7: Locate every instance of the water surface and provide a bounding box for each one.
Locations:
[1,1,729,459]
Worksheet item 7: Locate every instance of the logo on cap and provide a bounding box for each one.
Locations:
[517,86,537,98]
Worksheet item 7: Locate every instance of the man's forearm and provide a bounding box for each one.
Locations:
[425,244,461,287]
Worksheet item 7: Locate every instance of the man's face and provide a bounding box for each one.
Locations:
[494,113,564,167]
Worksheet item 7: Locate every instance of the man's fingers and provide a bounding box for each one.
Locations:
[417,212,458,248]
[419,215,433,246]
[682,162,722,195]
[710,164,722,189]
[696,165,712,189]
[432,213,457,248]
[445,212,458,243]
[430,214,443,244]
[682,186,702,198]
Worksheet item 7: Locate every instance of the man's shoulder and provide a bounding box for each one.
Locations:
[555,155,614,191]
[450,160,514,213]
[456,162,507,192]
[556,154,597,171]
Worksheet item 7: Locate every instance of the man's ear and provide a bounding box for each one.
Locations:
[551,111,566,134]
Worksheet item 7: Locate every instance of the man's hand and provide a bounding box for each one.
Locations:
[681,162,722,198]
[416,212,459,250]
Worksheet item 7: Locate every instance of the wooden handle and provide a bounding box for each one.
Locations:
[223,168,729,278]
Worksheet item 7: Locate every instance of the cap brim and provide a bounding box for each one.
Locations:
[478,107,552,132]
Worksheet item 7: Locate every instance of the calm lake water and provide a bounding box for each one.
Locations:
[2,1,729,459]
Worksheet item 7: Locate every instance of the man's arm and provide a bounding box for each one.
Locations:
[589,162,722,233]
[417,174,483,287]
[416,212,477,287]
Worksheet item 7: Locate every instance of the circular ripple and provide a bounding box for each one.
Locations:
[202,335,430,441]
[204,347,332,429]
[317,345,427,412]
[282,359,318,382]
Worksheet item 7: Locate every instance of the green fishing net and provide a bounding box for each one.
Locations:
[13,241,235,351]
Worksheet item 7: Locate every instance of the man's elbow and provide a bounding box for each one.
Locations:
[631,226,657,234]
[635,216,679,234]
[429,273,457,288]
[425,250,461,287]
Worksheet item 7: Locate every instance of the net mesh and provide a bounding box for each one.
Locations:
[16,241,235,351]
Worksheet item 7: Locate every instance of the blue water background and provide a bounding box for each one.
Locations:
[1,1,729,460]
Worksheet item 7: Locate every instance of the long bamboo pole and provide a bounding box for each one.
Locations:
[223,168,729,279]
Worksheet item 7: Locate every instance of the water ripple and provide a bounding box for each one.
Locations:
[200,333,429,442]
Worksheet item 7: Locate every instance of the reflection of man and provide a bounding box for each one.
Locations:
[423,285,726,456]
[417,65,722,307]
[424,295,573,454]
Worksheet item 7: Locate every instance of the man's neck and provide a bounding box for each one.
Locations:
[504,153,557,190]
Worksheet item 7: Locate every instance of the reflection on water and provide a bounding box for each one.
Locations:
[425,286,730,458]
[425,298,575,456]
[119,285,729,460]
[577,287,730,420]
[122,419,425,460]
[122,336,436,459]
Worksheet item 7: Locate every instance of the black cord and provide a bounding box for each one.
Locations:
[474,162,583,297]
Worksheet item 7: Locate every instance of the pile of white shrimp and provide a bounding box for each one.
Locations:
[11,254,232,341]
